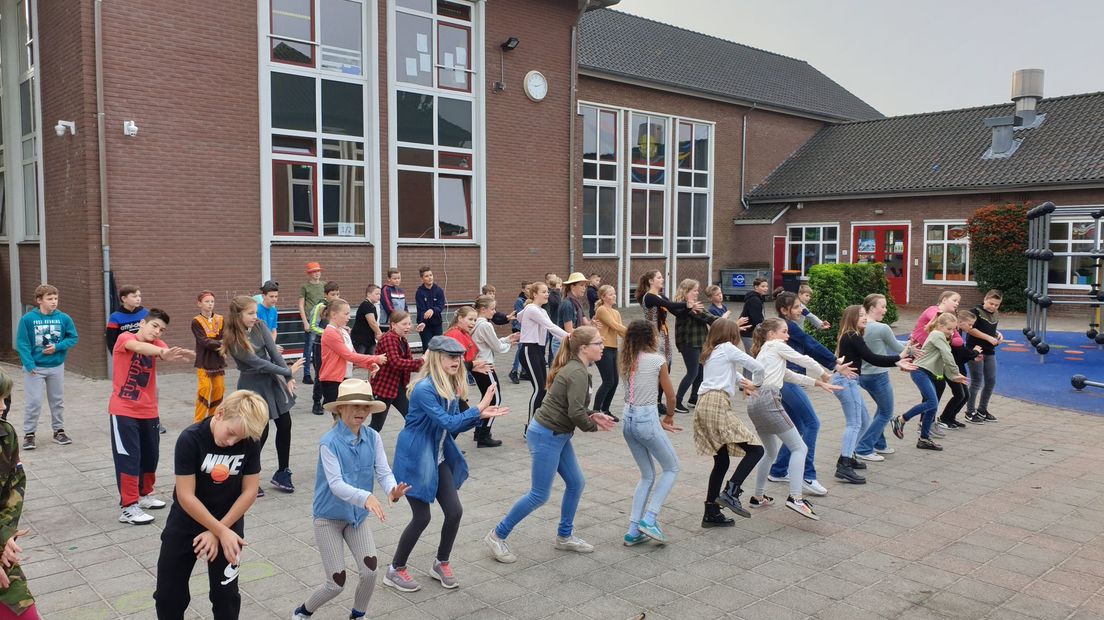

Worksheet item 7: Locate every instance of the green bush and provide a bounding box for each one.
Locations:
[805,263,900,349]
[966,203,1029,312]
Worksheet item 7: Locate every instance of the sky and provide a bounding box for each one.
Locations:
[615,0,1104,117]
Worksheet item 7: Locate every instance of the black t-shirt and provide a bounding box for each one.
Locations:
[966,305,1000,355]
[351,300,378,346]
[164,418,261,536]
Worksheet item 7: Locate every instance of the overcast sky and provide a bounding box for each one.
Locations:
[615,0,1104,117]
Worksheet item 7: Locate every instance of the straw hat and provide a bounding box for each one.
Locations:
[563,272,588,285]
[323,378,387,413]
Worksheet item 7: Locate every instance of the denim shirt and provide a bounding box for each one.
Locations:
[392,379,481,503]
[313,421,390,527]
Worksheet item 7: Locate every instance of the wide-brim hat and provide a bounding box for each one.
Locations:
[563,272,588,285]
[427,335,467,355]
[323,378,387,413]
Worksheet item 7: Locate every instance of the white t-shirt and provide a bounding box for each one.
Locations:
[699,342,766,396]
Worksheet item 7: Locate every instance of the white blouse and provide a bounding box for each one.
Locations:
[755,339,829,389]
[472,318,513,364]
[517,304,568,345]
[699,342,766,396]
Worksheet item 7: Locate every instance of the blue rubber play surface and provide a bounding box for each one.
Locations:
[994,331,1104,415]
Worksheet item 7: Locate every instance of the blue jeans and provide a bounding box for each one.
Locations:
[967,355,998,413]
[770,383,819,480]
[856,372,893,455]
[622,404,680,524]
[902,370,938,438]
[832,374,870,458]
[495,421,584,539]
[302,330,315,377]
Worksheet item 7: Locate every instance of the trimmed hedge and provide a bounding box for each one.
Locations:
[806,263,900,349]
[966,203,1029,312]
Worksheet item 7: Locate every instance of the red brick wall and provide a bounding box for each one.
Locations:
[736,188,1104,311]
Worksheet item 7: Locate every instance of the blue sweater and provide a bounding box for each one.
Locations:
[391,379,481,503]
[17,308,79,371]
[415,284,446,327]
[783,319,836,374]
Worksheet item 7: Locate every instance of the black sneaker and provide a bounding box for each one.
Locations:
[916,437,943,451]
[312,403,325,416]
[157,422,168,435]
[21,435,35,451]
[687,398,698,409]
[981,410,997,422]
[302,374,314,385]
[508,371,520,385]
[673,403,689,414]
[965,412,986,425]
[52,430,73,445]
[952,420,967,428]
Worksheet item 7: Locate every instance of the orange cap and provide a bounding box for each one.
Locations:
[305,262,322,273]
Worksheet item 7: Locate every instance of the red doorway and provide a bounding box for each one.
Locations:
[772,236,786,291]
[852,224,909,305]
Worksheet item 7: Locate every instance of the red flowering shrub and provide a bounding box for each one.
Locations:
[966,203,1029,311]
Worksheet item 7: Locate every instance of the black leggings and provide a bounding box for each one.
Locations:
[473,370,501,431]
[369,389,409,433]
[258,412,292,471]
[311,342,323,405]
[154,525,244,619]
[706,443,765,502]
[391,463,462,568]
[593,346,619,413]
[521,343,548,428]
[677,345,703,406]
[940,380,969,422]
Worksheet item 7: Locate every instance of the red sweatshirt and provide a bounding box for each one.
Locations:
[320,325,384,382]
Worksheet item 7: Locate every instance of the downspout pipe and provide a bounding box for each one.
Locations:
[740,103,757,209]
[567,4,586,273]
[95,0,112,377]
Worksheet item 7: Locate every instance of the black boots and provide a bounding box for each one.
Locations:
[716,481,751,518]
[849,456,867,470]
[701,501,735,528]
[474,426,502,448]
[834,456,866,484]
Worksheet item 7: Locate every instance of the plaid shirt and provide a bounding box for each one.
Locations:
[373,331,424,399]
[674,308,718,350]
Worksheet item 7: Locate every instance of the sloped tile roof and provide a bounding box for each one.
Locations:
[578,9,882,122]
[749,91,1104,202]
[733,204,790,223]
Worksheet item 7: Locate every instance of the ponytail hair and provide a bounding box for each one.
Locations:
[547,326,599,388]
[323,298,349,322]
[774,291,798,317]
[751,317,786,357]
[635,270,660,304]
[474,295,496,314]
[389,309,410,325]
[525,282,546,306]
[595,284,615,309]
[447,305,477,330]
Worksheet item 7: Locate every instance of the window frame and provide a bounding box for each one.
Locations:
[627,112,669,257]
[269,0,317,68]
[390,0,481,245]
[674,120,711,257]
[922,220,976,286]
[1046,217,1100,290]
[579,104,620,258]
[785,223,840,276]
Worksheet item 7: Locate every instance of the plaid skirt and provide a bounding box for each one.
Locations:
[692,389,761,457]
[746,385,794,435]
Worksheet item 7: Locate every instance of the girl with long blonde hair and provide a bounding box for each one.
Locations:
[517,281,568,433]
[893,312,968,451]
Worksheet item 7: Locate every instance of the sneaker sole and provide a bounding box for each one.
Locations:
[855,454,884,462]
[21,445,34,451]
[383,577,421,592]
[638,528,670,543]
[700,519,735,528]
[53,440,72,445]
[785,503,820,520]
[430,572,458,589]
[119,516,154,525]
[269,483,295,492]
[554,544,594,553]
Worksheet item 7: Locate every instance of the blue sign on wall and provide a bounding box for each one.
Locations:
[731,273,746,287]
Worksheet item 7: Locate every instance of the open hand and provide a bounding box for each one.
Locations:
[736,316,750,331]
[660,414,683,433]
[1,535,24,569]
[895,359,918,372]
[816,377,843,393]
[193,531,219,563]
[835,360,857,379]
[480,405,510,419]
[820,321,831,330]
[953,375,969,384]
[217,527,247,565]
[365,494,386,521]
[389,483,411,503]
[473,359,493,375]
[590,412,616,431]
[290,358,306,374]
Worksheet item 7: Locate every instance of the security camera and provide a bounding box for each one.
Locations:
[54,120,76,136]
[123,120,138,137]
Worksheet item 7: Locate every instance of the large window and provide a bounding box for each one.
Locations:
[675,121,710,255]
[266,0,370,239]
[16,0,37,239]
[787,224,838,275]
[580,105,617,256]
[629,113,667,255]
[923,222,973,283]
[1048,219,1100,287]
[393,0,476,241]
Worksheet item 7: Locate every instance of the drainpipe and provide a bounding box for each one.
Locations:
[95,0,112,377]
[567,6,586,273]
[740,104,756,209]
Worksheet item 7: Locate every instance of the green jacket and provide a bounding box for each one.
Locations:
[915,330,963,381]
[0,420,32,615]
[535,359,597,434]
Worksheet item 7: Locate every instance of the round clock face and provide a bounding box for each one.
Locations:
[524,70,548,101]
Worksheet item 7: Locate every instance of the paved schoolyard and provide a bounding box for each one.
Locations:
[6,307,1104,619]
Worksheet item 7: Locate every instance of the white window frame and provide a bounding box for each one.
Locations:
[922,220,976,286]
[1046,216,1100,290]
[579,104,620,257]
[785,223,839,276]
[674,120,711,257]
[389,0,483,246]
[627,112,669,257]
[261,0,378,243]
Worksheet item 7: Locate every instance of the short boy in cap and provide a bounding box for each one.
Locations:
[293,379,410,620]
[298,263,325,383]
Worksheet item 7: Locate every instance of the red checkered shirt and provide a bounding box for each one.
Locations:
[373,331,424,399]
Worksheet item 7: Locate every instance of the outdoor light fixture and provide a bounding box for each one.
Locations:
[501,37,519,51]
[123,120,138,137]
[494,38,520,92]
[54,120,76,136]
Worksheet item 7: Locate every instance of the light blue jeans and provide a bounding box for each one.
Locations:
[495,420,584,539]
[832,374,870,458]
[622,404,680,524]
[856,372,893,455]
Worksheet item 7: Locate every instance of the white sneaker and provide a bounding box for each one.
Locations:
[484,530,517,563]
[875,446,896,455]
[767,474,789,483]
[802,479,828,496]
[119,504,155,525]
[554,535,594,553]
[937,422,950,430]
[139,495,166,510]
[855,452,885,462]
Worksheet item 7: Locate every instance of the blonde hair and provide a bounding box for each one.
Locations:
[862,293,886,312]
[834,305,865,355]
[447,305,477,330]
[0,371,12,400]
[548,326,599,388]
[474,295,496,314]
[325,298,350,321]
[218,390,270,440]
[751,317,787,357]
[408,350,468,402]
[798,284,813,296]
[594,284,615,309]
[704,284,722,300]
[547,275,562,290]
[937,291,960,304]
[926,312,958,333]
[673,278,699,303]
[525,282,547,306]
[220,295,258,358]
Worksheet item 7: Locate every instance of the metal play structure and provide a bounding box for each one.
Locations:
[1023,202,1104,360]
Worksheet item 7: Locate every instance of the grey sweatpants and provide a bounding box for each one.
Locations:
[23,364,66,436]
[303,517,378,615]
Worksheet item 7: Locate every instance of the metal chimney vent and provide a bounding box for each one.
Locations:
[1011,68,1045,126]
[983,69,1045,160]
